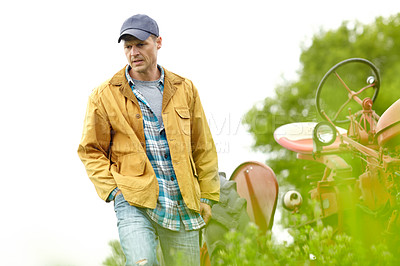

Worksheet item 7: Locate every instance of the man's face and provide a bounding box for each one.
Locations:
[123,35,162,78]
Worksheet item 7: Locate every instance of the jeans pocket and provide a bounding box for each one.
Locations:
[114,194,126,213]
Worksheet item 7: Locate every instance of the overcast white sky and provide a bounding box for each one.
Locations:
[1,0,400,265]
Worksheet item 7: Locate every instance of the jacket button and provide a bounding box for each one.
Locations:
[136,114,140,119]
[164,154,168,159]
[171,176,174,181]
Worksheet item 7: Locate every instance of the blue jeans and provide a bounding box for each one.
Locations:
[114,194,200,266]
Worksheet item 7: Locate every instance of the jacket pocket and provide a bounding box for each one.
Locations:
[118,153,146,176]
[175,107,190,135]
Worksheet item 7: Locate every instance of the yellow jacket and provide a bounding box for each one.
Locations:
[78,66,220,212]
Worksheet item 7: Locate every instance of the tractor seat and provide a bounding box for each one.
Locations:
[376,99,400,148]
[274,122,347,154]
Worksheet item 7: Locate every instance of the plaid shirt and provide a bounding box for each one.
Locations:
[124,65,205,231]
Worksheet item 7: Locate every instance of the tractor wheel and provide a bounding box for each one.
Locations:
[203,174,250,264]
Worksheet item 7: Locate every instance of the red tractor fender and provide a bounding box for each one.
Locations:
[231,161,279,232]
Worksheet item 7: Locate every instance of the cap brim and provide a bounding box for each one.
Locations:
[118,29,151,43]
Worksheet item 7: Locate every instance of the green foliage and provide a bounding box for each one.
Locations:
[102,239,185,266]
[103,219,399,265]
[103,240,125,266]
[214,221,398,266]
[243,12,400,205]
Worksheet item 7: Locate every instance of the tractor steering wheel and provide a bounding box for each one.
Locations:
[315,58,380,124]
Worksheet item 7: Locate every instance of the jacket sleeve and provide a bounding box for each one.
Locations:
[190,82,220,202]
[77,95,116,201]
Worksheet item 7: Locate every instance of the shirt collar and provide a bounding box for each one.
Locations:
[125,64,165,89]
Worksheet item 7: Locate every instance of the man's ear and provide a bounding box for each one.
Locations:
[156,36,162,50]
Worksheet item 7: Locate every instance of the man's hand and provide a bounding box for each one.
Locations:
[200,202,212,224]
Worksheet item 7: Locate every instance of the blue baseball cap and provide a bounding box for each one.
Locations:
[118,14,159,43]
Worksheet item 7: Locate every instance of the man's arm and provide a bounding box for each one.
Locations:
[77,96,117,201]
[189,82,220,203]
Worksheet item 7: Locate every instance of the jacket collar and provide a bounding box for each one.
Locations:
[109,65,185,109]
[162,67,183,110]
[109,66,138,105]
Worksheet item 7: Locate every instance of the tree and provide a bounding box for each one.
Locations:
[243,13,400,211]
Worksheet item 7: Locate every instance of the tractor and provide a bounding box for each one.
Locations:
[202,58,400,264]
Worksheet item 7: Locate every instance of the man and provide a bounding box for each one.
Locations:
[77,14,220,265]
